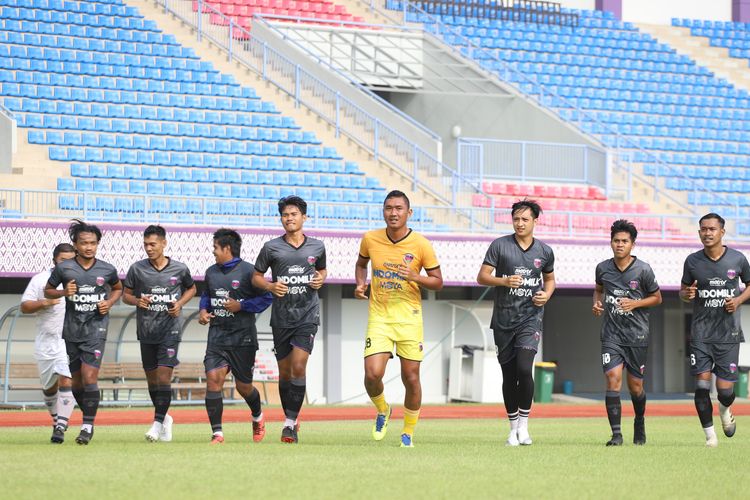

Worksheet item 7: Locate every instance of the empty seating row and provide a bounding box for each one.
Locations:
[482,182,605,200]
[1,30,181,48]
[473,194,649,214]
[7,98,277,116]
[0,47,206,67]
[0,16,157,33]
[29,128,316,146]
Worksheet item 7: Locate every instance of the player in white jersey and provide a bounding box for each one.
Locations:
[20,243,77,443]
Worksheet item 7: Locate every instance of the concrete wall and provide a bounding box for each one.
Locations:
[383,92,600,169]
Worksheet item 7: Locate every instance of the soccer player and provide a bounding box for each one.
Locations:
[198,228,273,444]
[122,225,197,443]
[680,213,750,447]
[592,220,662,446]
[476,199,555,446]
[355,190,443,448]
[20,243,76,443]
[45,220,122,445]
[252,196,327,444]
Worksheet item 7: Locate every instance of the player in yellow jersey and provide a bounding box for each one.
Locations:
[355,190,443,448]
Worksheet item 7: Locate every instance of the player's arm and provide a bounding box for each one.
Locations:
[725,282,750,313]
[98,281,123,315]
[618,289,662,312]
[679,280,698,302]
[592,283,604,316]
[399,265,443,291]
[20,297,60,313]
[354,256,369,299]
[198,289,213,325]
[476,264,522,288]
[122,287,140,307]
[310,268,327,290]
[45,279,76,299]
[532,271,556,307]
[252,270,287,298]
[168,284,197,317]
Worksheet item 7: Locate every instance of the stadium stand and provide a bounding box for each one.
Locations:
[390,1,750,233]
[0,0,390,227]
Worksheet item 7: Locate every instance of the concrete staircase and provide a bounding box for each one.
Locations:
[638,23,750,93]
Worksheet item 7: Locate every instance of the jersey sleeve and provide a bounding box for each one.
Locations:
[107,265,120,286]
[358,234,370,260]
[594,262,604,286]
[253,243,271,274]
[316,245,327,271]
[482,239,501,268]
[122,264,136,290]
[642,265,660,294]
[181,265,195,289]
[21,274,43,303]
[47,263,64,288]
[739,253,750,284]
[681,257,694,286]
[542,246,555,274]
[421,238,439,271]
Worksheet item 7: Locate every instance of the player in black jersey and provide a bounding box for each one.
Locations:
[45,220,122,445]
[123,225,196,443]
[680,213,750,447]
[477,200,555,446]
[198,229,273,444]
[252,196,327,444]
[592,220,661,446]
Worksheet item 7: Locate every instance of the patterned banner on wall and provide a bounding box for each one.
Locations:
[1,221,747,289]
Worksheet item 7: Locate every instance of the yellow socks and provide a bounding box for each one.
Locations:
[403,408,420,436]
[370,392,389,414]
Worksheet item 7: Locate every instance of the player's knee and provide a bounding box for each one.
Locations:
[291,362,307,378]
[718,387,736,407]
[401,370,420,388]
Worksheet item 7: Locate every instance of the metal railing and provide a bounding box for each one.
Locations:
[157,0,495,224]
[457,137,607,187]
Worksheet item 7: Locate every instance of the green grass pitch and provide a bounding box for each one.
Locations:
[1,416,746,499]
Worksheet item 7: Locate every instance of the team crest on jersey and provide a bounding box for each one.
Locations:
[418,342,423,352]
[403,253,414,264]
[533,258,542,269]
[231,280,240,289]
[307,256,317,265]
[727,269,737,279]
[730,363,738,373]
[170,276,178,286]
[167,348,176,358]
[94,350,102,360]
[629,280,639,290]
[96,276,105,286]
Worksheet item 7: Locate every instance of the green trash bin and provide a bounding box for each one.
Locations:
[534,362,556,403]
[737,368,749,398]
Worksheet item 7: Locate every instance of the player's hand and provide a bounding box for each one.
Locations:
[617,298,638,312]
[354,283,368,299]
[198,309,214,325]
[267,281,289,298]
[505,275,523,288]
[97,300,112,315]
[725,297,738,313]
[42,298,60,308]
[683,280,698,301]
[168,301,182,317]
[532,290,549,307]
[397,264,419,282]
[64,279,77,297]
[137,294,152,310]
[592,300,604,316]
[224,297,242,313]
[310,271,324,290]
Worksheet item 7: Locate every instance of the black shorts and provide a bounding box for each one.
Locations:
[493,328,541,365]
[204,345,257,384]
[272,324,318,360]
[66,337,107,372]
[689,341,740,382]
[140,341,180,372]
[601,342,648,379]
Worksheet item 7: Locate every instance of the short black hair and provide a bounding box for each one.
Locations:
[384,190,410,209]
[699,212,725,229]
[511,199,542,219]
[213,228,242,258]
[278,196,307,215]
[144,225,166,239]
[610,219,638,242]
[52,243,75,259]
[68,219,102,242]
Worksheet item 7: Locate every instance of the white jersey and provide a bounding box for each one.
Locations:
[21,269,67,360]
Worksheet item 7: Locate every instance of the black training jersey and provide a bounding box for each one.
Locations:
[254,235,327,328]
[123,258,195,344]
[595,257,659,347]
[48,258,120,342]
[483,234,555,332]
[681,247,750,343]
[204,260,266,348]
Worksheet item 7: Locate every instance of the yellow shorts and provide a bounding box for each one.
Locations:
[364,322,424,362]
